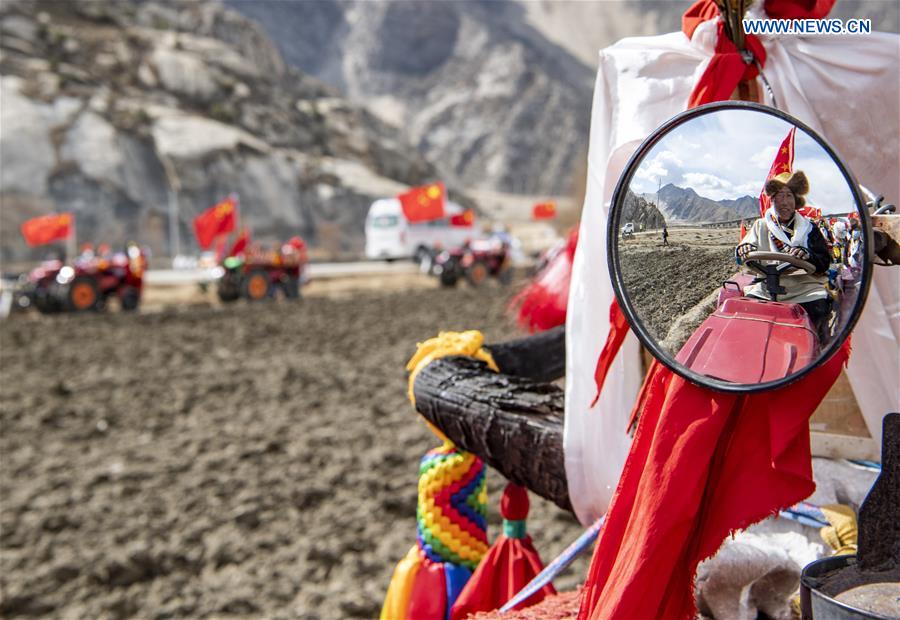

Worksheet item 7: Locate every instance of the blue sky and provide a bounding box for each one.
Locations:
[629,109,856,214]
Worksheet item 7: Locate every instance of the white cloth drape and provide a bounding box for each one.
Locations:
[565,21,899,525]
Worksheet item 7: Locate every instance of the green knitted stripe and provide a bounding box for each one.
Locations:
[503,519,527,539]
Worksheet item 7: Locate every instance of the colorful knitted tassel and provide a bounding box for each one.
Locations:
[381,440,488,620]
[450,482,556,619]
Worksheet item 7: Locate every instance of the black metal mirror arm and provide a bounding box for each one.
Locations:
[411,326,572,513]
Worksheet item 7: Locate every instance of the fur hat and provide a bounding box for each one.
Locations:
[764,170,809,208]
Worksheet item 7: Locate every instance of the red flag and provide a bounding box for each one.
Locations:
[759,128,796,217]
[532,202,557,220]
[578,342,850,620]
[739,220,747,241]
[450,209,475,227]
[450,484,555,619]
[20,213,73,247]
[193,196,237,249]
[228,230,250,257]
[398,183,445,223]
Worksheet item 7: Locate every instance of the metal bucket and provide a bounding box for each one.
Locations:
[800,555,896,620]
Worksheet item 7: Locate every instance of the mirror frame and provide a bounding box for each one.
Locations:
[608,101,873,393]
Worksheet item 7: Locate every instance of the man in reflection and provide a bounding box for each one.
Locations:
[735,171,833,342]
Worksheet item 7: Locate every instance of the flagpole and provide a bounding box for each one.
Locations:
[67,214,77,261]
[161,155,182,264]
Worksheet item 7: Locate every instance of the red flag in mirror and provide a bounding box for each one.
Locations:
[759,127,796,217]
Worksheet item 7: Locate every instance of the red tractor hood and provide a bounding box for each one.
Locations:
[676,297,817,384]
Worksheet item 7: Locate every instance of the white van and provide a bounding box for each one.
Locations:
[364,198,475,261]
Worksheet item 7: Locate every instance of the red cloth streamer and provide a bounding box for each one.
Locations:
[682,0,720,40]
[509,228,578,332]
[687,21,767,109]
[685,0,837,109]
[578,341,850,620]
[764,0,836,20]
[406,555,448,619]
[451,483,555,619]
[590,300,630,407]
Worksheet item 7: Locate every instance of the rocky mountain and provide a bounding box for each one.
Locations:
[0,0,451,263]
[622,190,666,230]
[225,0,595,197]
[641,184,758,223]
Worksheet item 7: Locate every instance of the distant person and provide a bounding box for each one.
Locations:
[736,171,832,339]
[662,226,669,246]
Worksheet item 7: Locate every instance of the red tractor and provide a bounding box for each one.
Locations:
[676,252,840,383]
[432,238,513,287]
[20,244,147,313]
[216,237,308,303]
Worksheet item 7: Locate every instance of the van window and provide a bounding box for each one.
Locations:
[371,215,400,228]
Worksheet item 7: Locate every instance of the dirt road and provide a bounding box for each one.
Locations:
[618,228,740,350]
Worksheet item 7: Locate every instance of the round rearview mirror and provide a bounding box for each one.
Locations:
[609,102,872,393]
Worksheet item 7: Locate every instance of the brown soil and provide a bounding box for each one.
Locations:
[0,284,589,619]
[618,228,740,349]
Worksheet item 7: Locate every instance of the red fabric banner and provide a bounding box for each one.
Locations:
[764,0,836,20]
[578,342,849,620]
[590,300,630,407]
[450,484,555,619]
[398,183,446,223]
[687,21,767,109]
[405,555,448,620]
[509,228,578,332]
[759,127,796,216]
[194,196,237,250]
[20,213,73,247]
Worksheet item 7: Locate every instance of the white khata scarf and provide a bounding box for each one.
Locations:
[764,207,812,253]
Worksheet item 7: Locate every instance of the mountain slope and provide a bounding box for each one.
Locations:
[226,0,595,197]
[0,0,445,262]
[642,184,758,223]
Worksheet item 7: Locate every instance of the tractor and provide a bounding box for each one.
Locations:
[675,251,842,384]
[19,244,147,313]
[216,237,308,303]
[432,239,513,288]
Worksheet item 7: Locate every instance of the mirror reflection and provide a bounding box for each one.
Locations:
[614,108,865,387]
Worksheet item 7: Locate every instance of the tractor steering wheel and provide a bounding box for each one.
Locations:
[743,250,816,275]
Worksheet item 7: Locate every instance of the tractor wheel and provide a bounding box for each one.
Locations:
[217,271,241,303]
[282,275,301,300]
[120,287,141,311]
[465,260,489,287]
[65,276,99,312]
[242,269,271,302]
[32,285,57,313]
[439,270,459,288]
[497,264,514,286]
